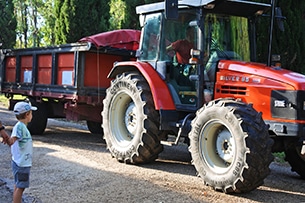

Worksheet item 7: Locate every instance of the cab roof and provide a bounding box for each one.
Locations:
[136,0,271,17]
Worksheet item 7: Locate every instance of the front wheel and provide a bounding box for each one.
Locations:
[102,72,163,164]
[189,99,274,193]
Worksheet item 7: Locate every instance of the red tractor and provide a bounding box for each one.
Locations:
[102,0,305,193]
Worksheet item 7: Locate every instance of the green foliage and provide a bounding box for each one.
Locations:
[54,0,73,44]
[275,0,305,73]
[38,0,56,45]
[0,0,17,48]
[109,0,156,30]
[14,0,29,48]
[273,152,286,163]
[109,0,126,30]
[13,0,47,48]
[54,0,110,44]
[255,0,305,74]
[230,17,250,61]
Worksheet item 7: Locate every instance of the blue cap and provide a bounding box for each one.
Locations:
[13,101,37,115]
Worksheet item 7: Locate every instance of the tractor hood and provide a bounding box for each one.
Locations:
[218,60,305,90]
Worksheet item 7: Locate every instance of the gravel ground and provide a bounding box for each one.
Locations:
[0,104,305,203]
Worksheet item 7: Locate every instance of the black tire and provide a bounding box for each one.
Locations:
[27,98,48,135]
[188,99,274,193]
[86,120,103,134]
[102,72,163,164]
[284,138,305,179]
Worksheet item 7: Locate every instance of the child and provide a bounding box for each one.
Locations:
[0,101,37,203]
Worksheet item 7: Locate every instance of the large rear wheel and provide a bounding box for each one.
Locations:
[86,120,103,134]
[284,138,305,179]
[189,99,273,193]
[102,72,163,164]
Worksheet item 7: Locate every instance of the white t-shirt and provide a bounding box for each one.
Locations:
[11,121,33,167]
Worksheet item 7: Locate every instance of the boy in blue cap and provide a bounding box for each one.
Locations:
[0,101,37,203]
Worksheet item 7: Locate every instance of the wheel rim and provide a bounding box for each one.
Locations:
[109,91,137,147]
[199,119,236,173]
[124,102,137,135]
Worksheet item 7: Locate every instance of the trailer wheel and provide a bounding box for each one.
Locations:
[284,138,305,179]
[189,99,273,193]
[27,98,48,135]
[86,120,103,134]
[102,72,163,164]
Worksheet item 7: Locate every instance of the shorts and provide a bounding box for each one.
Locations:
[12,161,31,188]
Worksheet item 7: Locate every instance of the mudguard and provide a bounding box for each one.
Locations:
[108,61,176,110]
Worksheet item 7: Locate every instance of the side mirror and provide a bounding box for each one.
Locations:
[165,0,178,20]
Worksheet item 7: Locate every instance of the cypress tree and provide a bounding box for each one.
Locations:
[275,0,305,73]
[72,0,109,40]
[123,0,156,29]
[54,0,74,44]
[0,0,17,48]
[255,0,305,73]
[54,0,110,44]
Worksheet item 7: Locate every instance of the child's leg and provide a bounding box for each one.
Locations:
[12,161,31,203]
[13,186,25,203]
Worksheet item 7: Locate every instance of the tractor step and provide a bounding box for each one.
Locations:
[160,134,180,146]
[160,134,189,146]
[160,140,176,146]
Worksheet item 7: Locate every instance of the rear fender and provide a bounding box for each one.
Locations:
[108,61,175,110]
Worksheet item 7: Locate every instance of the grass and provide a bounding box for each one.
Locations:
[0,94,9,106]
[273,152,286,163]
[0,94,26,107]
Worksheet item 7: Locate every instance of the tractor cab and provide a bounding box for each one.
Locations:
[136,0,269,110]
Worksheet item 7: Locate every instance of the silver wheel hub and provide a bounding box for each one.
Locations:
[124,103,137,136]
[216,129,235,163]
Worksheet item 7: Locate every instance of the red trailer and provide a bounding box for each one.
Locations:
[0,29,141,135]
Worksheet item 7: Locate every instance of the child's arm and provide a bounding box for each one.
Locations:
[0,130,17,146]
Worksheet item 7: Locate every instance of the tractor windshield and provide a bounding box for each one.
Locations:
[139,10,251,64]
[138,13,162,61]
[204,14,250,63]
[204,14,250,81]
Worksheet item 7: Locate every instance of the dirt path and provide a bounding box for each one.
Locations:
[0,105,305,203]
